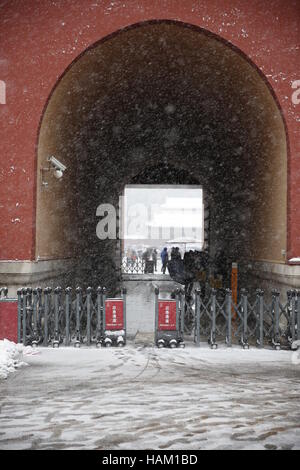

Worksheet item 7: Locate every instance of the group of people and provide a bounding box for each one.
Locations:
[142,248,158,271]
[125,245,231,286]
[125,248,159,271]
[125,246,183,274]
[160,246,183,274]
[125,248,138,267]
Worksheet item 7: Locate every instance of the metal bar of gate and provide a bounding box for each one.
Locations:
[37,287,42,345]
[96,287,102,346]
[226,289,232,347]
[43,288,51,346]
[96,287,103,347]
[22,288,27,345]
[17,289,22,343]
[65,287,71,346]
[195,289,200,346]
[27,288,33,344]
[211,288,217,349]
[53,287,61,347]
[272,290,281,349]
[86,287,92,346]
[256,289,264,348]
[32,288,38,346]
[290,291,296,343]
[241,289,249,349]
[75,287,82,347]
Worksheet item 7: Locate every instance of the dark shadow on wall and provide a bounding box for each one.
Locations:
[36,21,287,294]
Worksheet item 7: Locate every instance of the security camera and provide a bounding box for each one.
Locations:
[48,156,67,178]
[41,156,67,188]
[54,169,64,179]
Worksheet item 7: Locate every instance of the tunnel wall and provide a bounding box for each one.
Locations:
[35,21,288,265]
[0,0,299,294]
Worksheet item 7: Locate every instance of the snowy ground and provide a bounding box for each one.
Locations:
[0,340,28,380]
[0,344,300,450]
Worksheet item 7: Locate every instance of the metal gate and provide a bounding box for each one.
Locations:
[15,286,300,350]
[194,288,300,350]
[17,287,127,348]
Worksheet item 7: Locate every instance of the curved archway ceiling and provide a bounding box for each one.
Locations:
[37,22,287,274]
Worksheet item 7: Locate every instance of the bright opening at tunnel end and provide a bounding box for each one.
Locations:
[96,185,204,244]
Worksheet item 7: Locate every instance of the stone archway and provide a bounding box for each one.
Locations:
[35,20,287,293]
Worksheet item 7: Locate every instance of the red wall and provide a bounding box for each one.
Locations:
[0,0,299,261]
[0,300,18,343]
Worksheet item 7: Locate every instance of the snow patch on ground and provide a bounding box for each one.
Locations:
[0,340,29,380]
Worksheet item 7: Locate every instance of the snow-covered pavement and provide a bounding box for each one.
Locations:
[0,344,300,450]
[0,340,28,380]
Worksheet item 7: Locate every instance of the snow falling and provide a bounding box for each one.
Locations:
[0,345,300,450]
[0,0,299,453]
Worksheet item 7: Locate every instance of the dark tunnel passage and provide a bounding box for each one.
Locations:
[36,21,287,294]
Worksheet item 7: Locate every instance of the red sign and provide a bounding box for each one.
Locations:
[158,300,177,331]
[0,300,18,343]
[105,299,124,330]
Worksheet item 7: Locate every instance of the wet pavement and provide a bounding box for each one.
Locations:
[0,345,300,450]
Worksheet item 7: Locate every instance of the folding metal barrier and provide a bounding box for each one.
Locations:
[17,286,126,348]
[154,287,185,348]
[194,288,300,350]
[13,285,300,350]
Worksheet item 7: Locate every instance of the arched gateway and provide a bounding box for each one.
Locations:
[35,20,287,294]
[0,2,299,297]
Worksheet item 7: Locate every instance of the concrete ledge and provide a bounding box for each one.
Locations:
[241,260,300,293]
[249,261,300,277]
[0,259,77,275]
[122,273,172,281]
[0,259,78,296]
[246,261,300,285]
